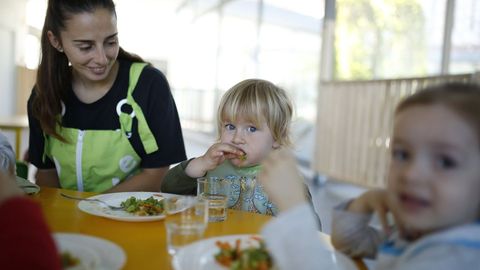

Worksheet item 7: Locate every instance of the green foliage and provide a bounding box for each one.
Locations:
[335,0,426,80]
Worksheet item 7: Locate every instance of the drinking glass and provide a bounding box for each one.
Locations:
[164,196,208,255]
[197,177,230,222]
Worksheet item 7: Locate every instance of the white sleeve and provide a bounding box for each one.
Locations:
[261,203,339,270]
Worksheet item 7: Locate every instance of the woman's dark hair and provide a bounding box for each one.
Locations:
[32,0,146,141]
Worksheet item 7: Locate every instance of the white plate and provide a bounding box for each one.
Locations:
[172,234,357,270]
[54,233,126,270]
[172,234,265,270]
[78,192,172,222]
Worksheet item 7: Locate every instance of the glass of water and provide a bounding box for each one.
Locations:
[164,196,208,256]
[197,177,230,222]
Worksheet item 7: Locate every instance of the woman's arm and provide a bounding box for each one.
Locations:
[27,92,57,175]
[106,166,168,192]
[35,169,60,188]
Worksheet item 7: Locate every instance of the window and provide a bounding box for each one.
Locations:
[450,0,480,73]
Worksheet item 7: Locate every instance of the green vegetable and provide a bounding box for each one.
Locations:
[214,237,273,270]
[120,196,164,216]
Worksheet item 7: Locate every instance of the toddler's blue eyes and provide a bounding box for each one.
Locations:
[247,126,257,132]
[225,124,235,131]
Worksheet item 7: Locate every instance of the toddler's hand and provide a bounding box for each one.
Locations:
[258,149,306,212]
[185,143,244,178]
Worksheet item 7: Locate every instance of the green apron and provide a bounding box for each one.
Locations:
[44,63,158,192]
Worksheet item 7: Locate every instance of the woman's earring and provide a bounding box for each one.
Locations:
[58,47,63,53]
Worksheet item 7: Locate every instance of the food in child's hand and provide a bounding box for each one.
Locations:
[214,236,273,270]
[120,196,164,216]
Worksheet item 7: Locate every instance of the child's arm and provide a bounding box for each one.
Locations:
[160,160,197,195]
[331,190,391,258]
[0,172,61,269]
[257,148,307,212]
[260,149,338,270]
[347,189,391,233]
[185,143,244,178]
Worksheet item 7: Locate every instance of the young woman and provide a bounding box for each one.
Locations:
[28,0,186,192]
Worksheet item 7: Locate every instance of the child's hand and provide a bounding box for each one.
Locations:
[185,143,244,178]
[347,189,392,234]
[258,149,307,212]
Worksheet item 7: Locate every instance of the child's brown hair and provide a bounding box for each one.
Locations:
[396,82,480,146]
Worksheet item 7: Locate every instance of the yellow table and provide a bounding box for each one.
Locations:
[32,187,272,269]
[0,115,28,160]
[33,187,367,270]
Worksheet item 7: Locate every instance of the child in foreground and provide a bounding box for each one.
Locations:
[161,79,293,215]
[0,132,61,269]
[258,82,480,269]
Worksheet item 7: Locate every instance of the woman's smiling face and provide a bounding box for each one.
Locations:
[49,8,119,83]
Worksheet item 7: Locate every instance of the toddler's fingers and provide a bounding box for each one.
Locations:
[217,155,226,165]
[216,144,244,156]
[224,153,238,159]
[209,150,224,159]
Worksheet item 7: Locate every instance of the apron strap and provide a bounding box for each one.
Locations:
[126,62,159,154]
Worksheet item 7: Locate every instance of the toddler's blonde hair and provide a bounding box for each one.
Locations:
[217,79,293,146]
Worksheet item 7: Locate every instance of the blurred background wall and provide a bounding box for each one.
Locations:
[3,0,479,122]
[0,0,479,175]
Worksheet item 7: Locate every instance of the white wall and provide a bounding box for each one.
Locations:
[0,0,27,117]
[0,29,15,116]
